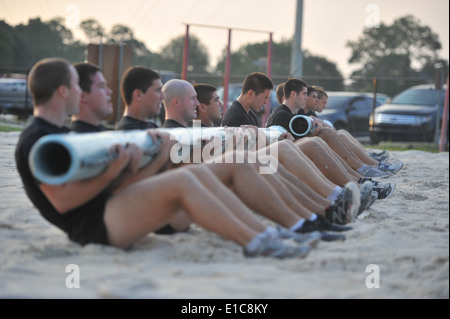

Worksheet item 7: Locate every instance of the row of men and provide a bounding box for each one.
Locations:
[15,58,402,259]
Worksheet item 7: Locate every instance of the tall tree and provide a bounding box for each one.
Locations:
[0,20,17,66]
[158,34,210,74]
[346,15,447,96]
[80,19,105,43]
[7,18,84,67]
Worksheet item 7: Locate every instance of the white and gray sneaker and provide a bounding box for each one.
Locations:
[345,181,361,222]
[276,227,322,248]
[358,165,393,178]
[358,181,374,215]
[378,161,403,174]
[369,150,389,162]
[358,177,396,200]
[367,191,378,208]
[244,231,312,259]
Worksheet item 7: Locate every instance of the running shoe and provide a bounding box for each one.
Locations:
[358,181,373,215]
[276,227,322,248]
[358,177,396,200]
[326,182,360,225]
[358,165,393,178]
[293,219,348,242]
[369,150,389,162]
[367,191,378,208]
[373,182,396,200]
[298,215,353,233]
[319,232,346,242]
[378,161,403,174]
[244,232,312,259]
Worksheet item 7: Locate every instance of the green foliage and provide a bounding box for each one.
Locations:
[0,17,85,68]
[158,34,210,74]
[347,15,448,96]
[1,14,446,94]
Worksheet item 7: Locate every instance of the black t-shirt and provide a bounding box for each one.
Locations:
[15,117,111,245]
[265,104,294,134]
[162,119,185,128]
[70,120,110,133]
[116,115,158,130]
[308,110,318,117]
[221,101,258,127]
[295,108,316,117]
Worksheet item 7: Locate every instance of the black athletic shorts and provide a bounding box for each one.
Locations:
[155,224,190,235]
[66,191,110,246]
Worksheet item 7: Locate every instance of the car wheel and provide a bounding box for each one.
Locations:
[333,122,346,131]
[370,133,379,145]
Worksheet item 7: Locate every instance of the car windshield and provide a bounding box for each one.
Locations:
[325,96,349,110]
[392,88,445,107]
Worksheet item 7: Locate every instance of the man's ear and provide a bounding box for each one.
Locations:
[132,89,142,102]
[56,85,69,99]
[173,97,181,108]
[197,103,208,113]
[79,91,89,104]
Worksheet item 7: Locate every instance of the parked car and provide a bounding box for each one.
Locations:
[370,84,447,143]
[0,78,33,119]
[316,92,389,137]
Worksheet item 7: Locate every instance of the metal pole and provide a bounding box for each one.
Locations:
[439,74,449,152]
[434,69,444,146]
[98,34,103,71]
[116,41,124,124]
[290,0,303,78]
[181,25,189,80]
[262,33,273,126]
[372,77,378,115]
[223,29,232,114]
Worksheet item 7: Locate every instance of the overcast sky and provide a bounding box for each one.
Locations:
[1,0,448,77]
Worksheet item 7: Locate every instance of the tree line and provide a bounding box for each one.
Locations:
[0,15,447,96]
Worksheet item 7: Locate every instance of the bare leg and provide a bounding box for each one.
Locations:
[104,168,261,249]
[336,130,378,165]
[205,154,311,225]
[295,137,359,185]
[273,162,331,211]
[313,127,368,171]
[259,140,337,198]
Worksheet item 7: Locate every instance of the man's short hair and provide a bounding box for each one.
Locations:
[194,83,217,105]
[276,82,285,104]
[283,78,308,99]
[74,62,101,93]
[28,57,72,106]
[242,72,274,95]
[121,66,161,105]
[307,86,317,96]
[313,86,328,99]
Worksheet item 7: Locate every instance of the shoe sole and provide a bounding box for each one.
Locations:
[376,183,396,200]
[320,232,346,242]
[379,162,403,175]
[358,181,373,215]
[330,191,352,225]
[291,233,322,248]
[390,163,403,174]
